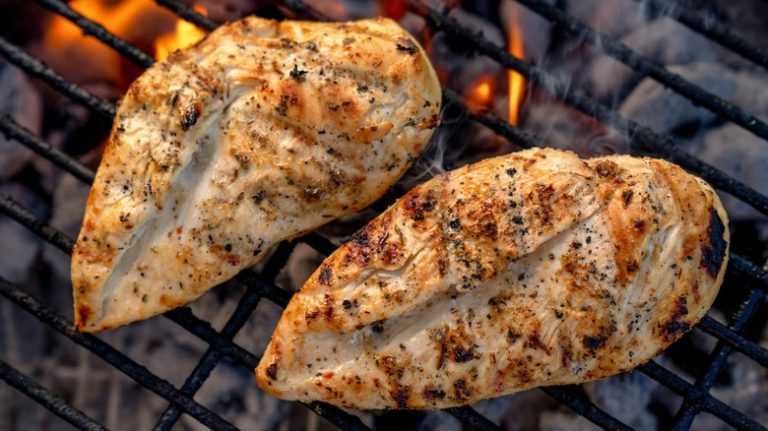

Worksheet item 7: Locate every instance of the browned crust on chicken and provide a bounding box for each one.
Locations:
[256,147,728,409]
[72,16,440,331]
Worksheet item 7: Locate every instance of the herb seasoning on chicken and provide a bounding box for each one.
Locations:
[71,17,441,332]
[256,147,728,409]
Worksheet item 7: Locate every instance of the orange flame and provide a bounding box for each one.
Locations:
[154,5,209,61]
[45,0,151,49]
[507,9,526,125]
[45,0,208,64]
[465,75,495,112]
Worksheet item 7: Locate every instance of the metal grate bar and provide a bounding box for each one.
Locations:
[730,254,768,286]
[160,294,371,430]
[698,316,768,367]
[443,89,537,149]
[517,0,768,143]
[299,231,339,258]
[0,359,107,431]
[0,277,239,431]
[0,194,74,253]
[0,37,115,119]
[671,287,767,430]
[155,0,218,32]
[153,241,294,431]
[304,402,370,431]
[540,386,633,431]
[165,307,256,368]
[236,270,292,308]
[638,361,766,430]
[445,406,502,431]
[411,0,768,218]
[0,116,95,183]
[281,0,333,20]
[639,0,768,69]
[35,0,153,68]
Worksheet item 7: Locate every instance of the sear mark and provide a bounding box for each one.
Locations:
[452,345,478,362]
[622,189,633,206]
[582,334,608,351]
[389,388,410,408]
[395,38,417,55]
[266,362,278,380]
[318,265,332,285]
[595,160,620,179]
[662,296,691,341]
[701,207,727,278]
[664,321,690,338]
[422,387,446,401]
[453,379,471,401]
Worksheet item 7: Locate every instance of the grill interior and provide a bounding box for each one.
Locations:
[0,0,767,430]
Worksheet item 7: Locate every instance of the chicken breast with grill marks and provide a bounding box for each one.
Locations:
[71,16,441,332]
[256,147,728,409]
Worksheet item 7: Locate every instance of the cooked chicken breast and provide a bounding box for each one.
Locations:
[256,147,728,409]
[71,16,441,332]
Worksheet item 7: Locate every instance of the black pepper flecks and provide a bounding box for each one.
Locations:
[180,104,199,130]
[289,64,308,82]
[371,321,384,333]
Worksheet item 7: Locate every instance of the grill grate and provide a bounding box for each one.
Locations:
[0,0,766,430]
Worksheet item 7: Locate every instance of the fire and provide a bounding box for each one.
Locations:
[41,0,208,89]
[154,5,209,61]
[44,0,152,51]
[465,75,496,112]
[507,8,526,125]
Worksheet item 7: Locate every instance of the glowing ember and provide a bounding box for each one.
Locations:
[465,75,496,112]
[507,8,526,125]
[154,5,209,61]
[381,0,407,20]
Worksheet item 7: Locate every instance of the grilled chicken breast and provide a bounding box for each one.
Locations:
[71,17,441,332]
[256,147,728,409]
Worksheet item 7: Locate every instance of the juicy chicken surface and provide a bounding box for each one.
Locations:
[71,16,441,332]
[256,147,729,409]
